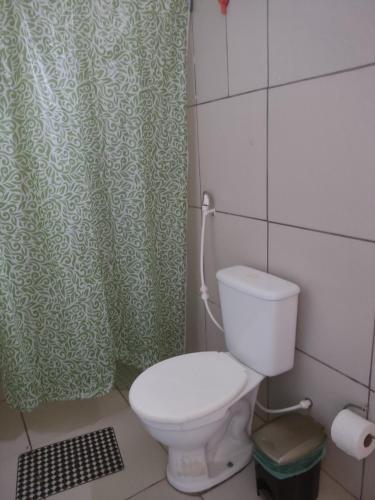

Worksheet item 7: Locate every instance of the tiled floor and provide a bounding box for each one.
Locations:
[0,388,355,500]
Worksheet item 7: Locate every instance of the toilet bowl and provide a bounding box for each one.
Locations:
[130,265,300,493]
[129,351,264,493]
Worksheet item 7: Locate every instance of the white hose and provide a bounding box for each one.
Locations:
[199,195,312,415]
[256,399,312,415]
[200,205,224,332]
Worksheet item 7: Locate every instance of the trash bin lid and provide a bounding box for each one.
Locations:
[253,413,326,465]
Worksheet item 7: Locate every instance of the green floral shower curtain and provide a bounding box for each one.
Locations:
[0,0,188,410]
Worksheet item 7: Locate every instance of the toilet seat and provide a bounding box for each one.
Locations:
[129,352,249,425]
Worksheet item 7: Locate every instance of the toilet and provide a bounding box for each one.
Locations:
[129,265,300,493]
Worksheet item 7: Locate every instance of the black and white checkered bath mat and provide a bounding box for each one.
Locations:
[16,427,124,499]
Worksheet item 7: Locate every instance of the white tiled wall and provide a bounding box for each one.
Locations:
[270,351,368,496]
[363,392,375,500]
[268,0,375,85]
[269,224,375,385]
[186,2,375,498]
[198,92,267,219]
[269,67,375,240]
[227,0,267,95]
[192,0,228,103]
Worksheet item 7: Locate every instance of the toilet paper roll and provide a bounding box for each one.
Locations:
[331,409,375,460]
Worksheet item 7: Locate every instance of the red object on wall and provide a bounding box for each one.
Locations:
[219,0,229,15]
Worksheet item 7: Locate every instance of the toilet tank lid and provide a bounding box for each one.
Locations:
[216,266,300,301]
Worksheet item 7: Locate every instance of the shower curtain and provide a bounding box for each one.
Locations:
[0,0,188,410]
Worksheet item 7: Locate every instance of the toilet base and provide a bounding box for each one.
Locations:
[166,443,253,493]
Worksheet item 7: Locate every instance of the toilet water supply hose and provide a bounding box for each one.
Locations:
[199,192,312,415]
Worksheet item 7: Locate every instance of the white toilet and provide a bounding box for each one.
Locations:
[129,265,300,493]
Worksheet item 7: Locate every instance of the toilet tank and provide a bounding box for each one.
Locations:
[216,266,300,377]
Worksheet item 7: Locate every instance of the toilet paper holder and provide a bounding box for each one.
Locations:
[344,403,368,413]
[343,403,374,447]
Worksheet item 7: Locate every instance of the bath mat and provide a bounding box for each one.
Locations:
[16,427,124,499]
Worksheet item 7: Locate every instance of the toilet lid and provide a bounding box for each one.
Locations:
[129,352,248,424]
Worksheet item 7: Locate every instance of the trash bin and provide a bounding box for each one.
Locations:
[252,413,327,500]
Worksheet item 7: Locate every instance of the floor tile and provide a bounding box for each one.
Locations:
[0,401,30,460]
[202,462,354,500]
[0,456,18,500]
[24,390,129,448]
[130,479,198,500]
[23,393,167,500]
[120,388,129,402]
[318,472,356,500]
[202,462,268,500]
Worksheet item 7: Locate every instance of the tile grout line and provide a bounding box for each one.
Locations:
[124,477,166,500]
[124,475,206,500]
[188,204,375,245]
[268,60,375,90]
[189,287,373,393]
[268,220,375,245]
[265,0,270,413]
[189,3,201,203]
[224,10,230,97]
[296,347,371,390]
[115,385,129,405]
[188,60,375,108]
[265,0,270,273]
[320,468,357,499]
[366,319,375,400]
[188,205,268,224]
[360,319,375,499]
[20,412,33,450]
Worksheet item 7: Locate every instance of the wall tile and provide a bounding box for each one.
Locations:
[227,0,267,95]
[205,301,226,352]
[269,224,375,385]
[269,67,375,240]
[198,91,267,219]
[362,391,375,500]
[186,207,201,295]
[255,380,269,422]
[186,291,206,353]
[269,0,375,85]
[204,212,267,305]
[186,18,196,106]
[187,107,201,207]
[192,0,228,103]
[269,350,368,497]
